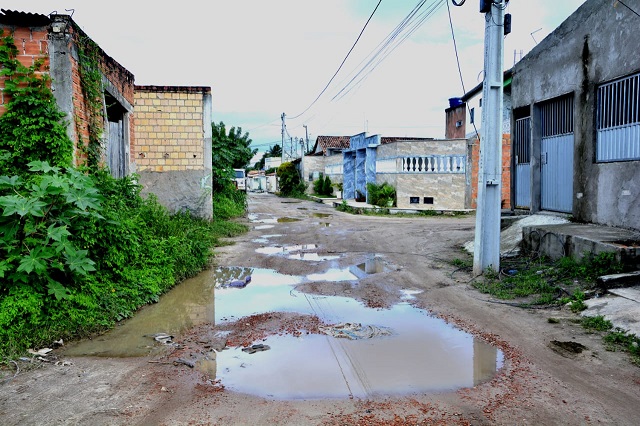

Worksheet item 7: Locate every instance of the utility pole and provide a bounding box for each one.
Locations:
[281,112,286,163]
[473,0,506,275]
[303,125,309,154]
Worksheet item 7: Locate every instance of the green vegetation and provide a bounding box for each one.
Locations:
[277,162,306,196]
[468,252,623,306]
[0,34,247,359]
[211,121,256,193]
[604,328,640,365]
[253,144,281,170]
[581,315,613,332]
[313,175,333,197]
[366,182,396,207]
[0,31,73,175]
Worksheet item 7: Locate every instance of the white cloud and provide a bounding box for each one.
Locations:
[4,0,586,149]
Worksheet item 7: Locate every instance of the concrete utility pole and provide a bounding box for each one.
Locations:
[303,125,309,153]
[281,112,286,163]
[473,0,506,276]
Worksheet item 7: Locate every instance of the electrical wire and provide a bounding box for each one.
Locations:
[288,0,383,120]
[617,0,640,18]
[332,0,444,102]
[446,0,480,141]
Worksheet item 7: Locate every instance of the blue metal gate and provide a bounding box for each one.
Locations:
[540,96,574,213]
[514,117,531,208]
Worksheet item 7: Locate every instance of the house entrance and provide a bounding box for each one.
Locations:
[105,92,128,178]
[514,116,531,208]
[539,96,574,213]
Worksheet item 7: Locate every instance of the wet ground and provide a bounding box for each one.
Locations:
[65,263,503,399]
[2,192,640,425]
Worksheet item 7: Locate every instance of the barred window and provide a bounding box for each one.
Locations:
[596,71,640,162]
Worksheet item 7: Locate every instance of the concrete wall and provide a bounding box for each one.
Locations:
[377,139,467,210]
[134,86,213,219]
[301,155,325,194]
[511,0,640,230]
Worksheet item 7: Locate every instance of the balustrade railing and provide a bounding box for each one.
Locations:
[376,155,466,174]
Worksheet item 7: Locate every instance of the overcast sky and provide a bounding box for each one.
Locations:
[7,0,586,152]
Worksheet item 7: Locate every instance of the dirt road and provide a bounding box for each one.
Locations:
[1,192,639,425]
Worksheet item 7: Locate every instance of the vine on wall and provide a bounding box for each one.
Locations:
[75,33,105,170]
[0,30,73,175]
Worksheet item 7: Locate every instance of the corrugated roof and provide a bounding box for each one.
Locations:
[0,9,50,27]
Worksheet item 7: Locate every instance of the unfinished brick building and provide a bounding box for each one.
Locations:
[0,9,213,218]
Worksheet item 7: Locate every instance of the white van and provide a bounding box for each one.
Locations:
[233,169,246,192]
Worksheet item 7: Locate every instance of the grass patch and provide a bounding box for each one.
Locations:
[604,328,640,365]
[472,252,622,306]
[581,315,613,332]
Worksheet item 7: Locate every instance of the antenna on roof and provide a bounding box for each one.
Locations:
[530,28,542,44]
[65,9,75,17]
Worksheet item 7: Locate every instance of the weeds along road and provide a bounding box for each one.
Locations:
[1,191,639,425]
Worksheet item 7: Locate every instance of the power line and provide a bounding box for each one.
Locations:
[288,0,382,120]
[617,0,640,18]
[331,0,430,101]
[446,0,480,140]
[331,0,445,102]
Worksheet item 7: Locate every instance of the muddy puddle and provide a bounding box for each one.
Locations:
[256,244,340,261]
[248,213,301,224]
[64,266,503,399]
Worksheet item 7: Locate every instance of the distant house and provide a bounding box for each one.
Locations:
[301,136,350,194]
[342,133,469,210]
[510,0,640,230]
[445,70,513,210]
[0,10,213,219]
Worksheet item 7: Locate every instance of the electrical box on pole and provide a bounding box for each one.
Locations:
[473,0,506,275]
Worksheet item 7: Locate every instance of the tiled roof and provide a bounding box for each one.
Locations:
[0,9,50,26]
[314,136,350,155]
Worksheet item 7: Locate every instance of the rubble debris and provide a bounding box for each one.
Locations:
[241,344,271,354]
[319,322,393,340]
[174,358,195,368]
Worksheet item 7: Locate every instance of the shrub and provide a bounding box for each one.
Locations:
[277,162,306,196]
[312,175,334,197]
[367,182,396,207]
[322,176,333,196]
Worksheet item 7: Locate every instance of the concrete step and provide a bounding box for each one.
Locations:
[583,286,640,336]
[597,271,640,289]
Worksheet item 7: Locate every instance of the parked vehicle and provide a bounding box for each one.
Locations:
[233,169,246,192]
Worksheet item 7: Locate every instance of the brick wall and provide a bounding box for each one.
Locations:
[445,104,466,139]
[469,134,512,209]
[134,87,209,172]
[0,26,49,115]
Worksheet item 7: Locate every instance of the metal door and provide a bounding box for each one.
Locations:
[540,96,574,213]
[514,117,531,208]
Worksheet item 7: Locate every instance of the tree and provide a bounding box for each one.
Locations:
[211,121,257,192]
[211,121,256,170]
[254,144,282,170]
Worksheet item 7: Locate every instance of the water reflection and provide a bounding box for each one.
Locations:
[64,266,503,399]
[217,294,502,399]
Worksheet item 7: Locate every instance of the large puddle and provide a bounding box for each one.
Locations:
[65,266,503,399]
